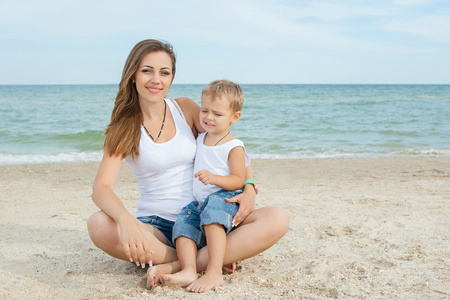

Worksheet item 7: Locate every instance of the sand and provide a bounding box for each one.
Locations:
[0,157,449,299]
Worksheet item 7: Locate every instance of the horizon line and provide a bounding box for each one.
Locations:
[1,83,449,86]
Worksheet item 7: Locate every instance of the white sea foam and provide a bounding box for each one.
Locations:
[388,148,450,156]
[1,148,448,166]
[0,151,104,165]
[250,148,450,159]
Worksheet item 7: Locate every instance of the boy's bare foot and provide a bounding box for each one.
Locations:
[161,269,198,287]
[186,271,224,293]
[146,264,173,290]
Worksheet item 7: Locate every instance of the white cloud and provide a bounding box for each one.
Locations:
[0,0,449,84]
[1,0,444,51]
[298,1,390,21]
[383,15,450,44]
[393,0,428,5]
[0,1,386,44]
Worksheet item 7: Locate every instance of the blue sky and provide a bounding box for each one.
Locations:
[1,0,449,84]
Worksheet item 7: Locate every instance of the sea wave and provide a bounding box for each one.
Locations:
[0,148,448,165]
[249,148,450,159]
[0,151,103,165]
[387,148,450,156]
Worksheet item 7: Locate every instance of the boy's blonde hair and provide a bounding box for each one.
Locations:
[202,80,244,112]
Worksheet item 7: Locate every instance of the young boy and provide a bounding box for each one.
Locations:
[162,80,251,293]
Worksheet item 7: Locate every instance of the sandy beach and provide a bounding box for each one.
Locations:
[0,157,448,299]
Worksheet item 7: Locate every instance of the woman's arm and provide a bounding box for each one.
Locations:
[174,97,204,135]
[92,152,127,221]
[225,164,256,227]
[92,151,154,267]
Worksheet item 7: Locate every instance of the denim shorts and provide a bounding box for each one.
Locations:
[137,215,175,248]
[172,190,241,248]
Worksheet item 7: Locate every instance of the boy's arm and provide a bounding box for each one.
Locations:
[194,146,246,190]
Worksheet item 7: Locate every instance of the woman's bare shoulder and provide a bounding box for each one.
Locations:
[173,97,197,119]
[173,97,202,131]
[174,97,199,112]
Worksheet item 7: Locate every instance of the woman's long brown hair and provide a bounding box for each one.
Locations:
[104,39,176,159]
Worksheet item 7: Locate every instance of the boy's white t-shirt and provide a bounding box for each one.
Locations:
[193,132,251,203]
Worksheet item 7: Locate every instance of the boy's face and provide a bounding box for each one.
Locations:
[200,94,241,135]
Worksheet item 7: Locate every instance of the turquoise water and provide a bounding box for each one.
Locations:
[0,84,449,165]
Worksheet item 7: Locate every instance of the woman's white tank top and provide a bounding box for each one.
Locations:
[125,99,197,222]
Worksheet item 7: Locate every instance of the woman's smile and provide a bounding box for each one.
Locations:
[146,86,162,94]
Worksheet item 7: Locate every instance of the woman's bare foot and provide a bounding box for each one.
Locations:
[186,271,224,293]
[161,269,198,287]
[146,264,174,290]
[222,262,236,274]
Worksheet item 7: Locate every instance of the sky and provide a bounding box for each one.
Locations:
[1,0,449,85]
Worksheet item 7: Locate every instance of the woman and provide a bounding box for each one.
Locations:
[87,39,289,289]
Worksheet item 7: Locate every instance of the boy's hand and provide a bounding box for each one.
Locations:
[195,169,216,185]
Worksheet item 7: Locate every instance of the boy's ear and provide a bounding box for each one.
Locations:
[231,111,241,124]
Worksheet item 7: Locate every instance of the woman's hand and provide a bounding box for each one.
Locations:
[118,214,154,268]
[225,186,256,227]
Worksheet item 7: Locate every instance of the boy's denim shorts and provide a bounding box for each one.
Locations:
[172,190,241,248]
[137,215,175,248]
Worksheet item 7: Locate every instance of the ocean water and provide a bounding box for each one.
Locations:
[0,84,449,165]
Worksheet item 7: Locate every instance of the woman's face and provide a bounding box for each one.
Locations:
[134,51,174,105]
